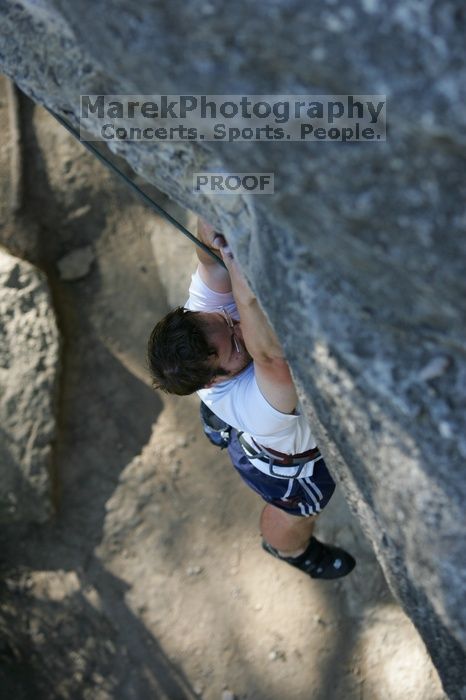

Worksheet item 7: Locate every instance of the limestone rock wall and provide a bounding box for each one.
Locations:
[0,249,60,523]
[0,1,465,697]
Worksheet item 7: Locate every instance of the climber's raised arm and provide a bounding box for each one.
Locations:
[195,219,232,293]
[216,238,298,415]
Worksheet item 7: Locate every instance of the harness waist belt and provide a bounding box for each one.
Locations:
[238,432,321,467]
[252,437,320,464]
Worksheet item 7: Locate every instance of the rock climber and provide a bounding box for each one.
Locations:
[147,218,355,580]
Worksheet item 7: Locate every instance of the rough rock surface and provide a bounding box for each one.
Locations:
[0,1,465,697]
[0,249,60,523]
[0,90,446,700]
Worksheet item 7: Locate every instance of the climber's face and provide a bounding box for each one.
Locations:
[200,309,252,385]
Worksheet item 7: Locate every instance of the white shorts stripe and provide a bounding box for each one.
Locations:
[282,479,294,500]
[304,477,323,500]
[300,480,321,513]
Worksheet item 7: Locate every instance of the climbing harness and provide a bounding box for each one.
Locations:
[45,107,226,269]
[200,402,232,449]
[201,397,322,478]
[200,404,320,478]
[237,431,322,479]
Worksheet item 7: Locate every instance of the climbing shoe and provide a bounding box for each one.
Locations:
[262,535,356,580]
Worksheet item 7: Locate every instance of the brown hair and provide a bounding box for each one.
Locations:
[147,307,227,395]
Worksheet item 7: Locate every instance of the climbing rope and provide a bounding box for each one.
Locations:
[45,106,226,269]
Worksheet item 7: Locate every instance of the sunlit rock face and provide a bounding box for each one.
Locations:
[0,250,60,524]
[1,1,465,696]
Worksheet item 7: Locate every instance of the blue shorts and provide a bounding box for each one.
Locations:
[226,429,335,517]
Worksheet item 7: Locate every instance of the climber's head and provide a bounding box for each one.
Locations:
[147,307,251,395]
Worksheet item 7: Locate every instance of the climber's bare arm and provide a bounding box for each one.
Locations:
[196,219,232,293]
[195,219,297,413]
[217,240,298,415]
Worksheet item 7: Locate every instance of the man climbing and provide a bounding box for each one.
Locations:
[147,219,355,580]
